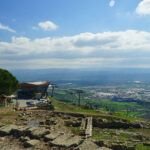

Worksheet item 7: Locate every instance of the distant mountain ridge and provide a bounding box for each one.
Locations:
[10,68,150,86]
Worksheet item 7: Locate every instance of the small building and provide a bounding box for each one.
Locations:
[18,81,50,99]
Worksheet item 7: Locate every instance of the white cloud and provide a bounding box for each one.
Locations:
[0,23,16,33]
[136,0,150,15]
[1,30,150,56]
[38,21,58,31]
[1,30,150,69]
[109,0,115,7]
[32,26,38,30]
[0,58,126,70]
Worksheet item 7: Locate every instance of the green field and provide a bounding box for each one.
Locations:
[50,86,150,120]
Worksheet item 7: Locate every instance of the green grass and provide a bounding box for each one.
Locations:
[136,145,150,150]
[128,128,150,138]
[51,97,99,115]
[0,111,14,119]
[0,111,14,125]
[50,97,146,123]
[114,113,146,122]
[120,132,129,139]
[92,129,111,140]
[66,126,83,135]
[52,88,150,119]
[55,91,66,95]
[92,128,130,142]
[1,120,13,125]
[50,96,150,148]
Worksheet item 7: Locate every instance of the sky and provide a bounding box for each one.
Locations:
[1,0,150,70]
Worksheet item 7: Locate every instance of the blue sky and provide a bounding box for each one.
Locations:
[1,0,150,69]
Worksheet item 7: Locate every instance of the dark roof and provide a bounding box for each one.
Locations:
[21,81,50,87]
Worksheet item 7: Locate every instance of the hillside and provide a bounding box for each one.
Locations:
[0,98,150,150]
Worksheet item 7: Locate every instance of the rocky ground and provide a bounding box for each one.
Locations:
[0,107,150,150]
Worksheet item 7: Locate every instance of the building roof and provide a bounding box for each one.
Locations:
[21,81,50,87]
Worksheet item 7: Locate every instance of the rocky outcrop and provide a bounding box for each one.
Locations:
[85,117,92,137]
[11,126,29,137]
[20,136,30,142]
[29,127,50,139]
[97,147,112,150]
[24,139,40,148]
[93,118,144,129]
[0,109,150,150]
[110,143,135,150]
[64,120,81,127]
[45,118,57,125]
[80,118,86,130]
[0,123,4,128]
[144,142,150,147]
[76,140,112,150]
[54,112,85,118]
[50,134,83,148]
[44,132,62,141]
[0,125,17,136]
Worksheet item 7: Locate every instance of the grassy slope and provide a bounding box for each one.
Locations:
[50,97,146,122]
[54,89,150,119]
[50,97,150,150]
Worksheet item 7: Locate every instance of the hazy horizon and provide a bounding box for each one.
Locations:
[10,68,150,85]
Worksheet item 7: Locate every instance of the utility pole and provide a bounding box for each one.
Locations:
[76,90,84,106]
[70,89,84,106]
[78,91,81,106]
[51,84,58,97]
